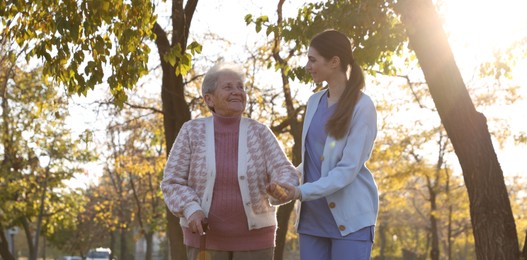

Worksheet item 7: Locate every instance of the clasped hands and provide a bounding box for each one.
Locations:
[266,182,301,203]
[187,182,300,235]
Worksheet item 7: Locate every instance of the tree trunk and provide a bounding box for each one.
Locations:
[272,74,301,260]
[0,227,15,260]
[41,236,46,260]
[396,0,519,259]
[165,208,186,260]
[21,218,36,260]
[145,232,154,260]
[159,43,189,259]
[446,166,453,260]
[0,65,14,260]
[270,1,304,258]
[110,231,116,260]
[120,228,127,260]
[378,222,386,260]
[32,167,49,260]
[429,190,439,260]
[274,201,294,260]
[447,205,453,260]
[154,1,197,259]
[521,230,527,257]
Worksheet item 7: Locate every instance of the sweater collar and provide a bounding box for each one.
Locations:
[213,112,241,130]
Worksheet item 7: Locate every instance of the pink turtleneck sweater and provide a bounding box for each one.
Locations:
[183,114,275,251]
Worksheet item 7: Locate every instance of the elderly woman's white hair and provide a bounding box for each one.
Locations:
[201,62,245,98]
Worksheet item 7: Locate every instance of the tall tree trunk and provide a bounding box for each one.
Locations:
[428,190,439,260]
[32,167,49,260]
[274,202,294,260]
[446,168,453,260]
[447,205,453,260]
[110,231,116,260]
[428,137,445,260]
[270,1,304,258]
[396,0,519,258]
[378,222,386,260]
[21,218,36,260]
[521,230,527,258]
[413,226,420,256]
[154,1,198,259]
[0,225,15,260]
[120,228,127,260]
[41,235,46,260]
[159,46,189,259]
[146,232,154,260]
[0,60,16,260]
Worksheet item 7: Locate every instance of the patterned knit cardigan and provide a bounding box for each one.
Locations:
[161,116,299,230]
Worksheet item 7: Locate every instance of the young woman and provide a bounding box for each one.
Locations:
[267,29,379,260]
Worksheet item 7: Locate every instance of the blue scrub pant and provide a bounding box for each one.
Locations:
[299,233,373,260]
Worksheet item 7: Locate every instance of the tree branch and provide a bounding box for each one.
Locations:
[123,102,163,115]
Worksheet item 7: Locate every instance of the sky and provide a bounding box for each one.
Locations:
[440,0,527,177]
[65,0,527,187]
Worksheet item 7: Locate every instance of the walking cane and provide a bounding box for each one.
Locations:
[198,219,209,260]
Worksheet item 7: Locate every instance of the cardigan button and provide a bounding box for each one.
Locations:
[339,225,346,231]
[320,155,325,161]
[239,176,245,180]
[328,202,336,208]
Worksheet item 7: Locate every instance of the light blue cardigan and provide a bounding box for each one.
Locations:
[296,89,379,236]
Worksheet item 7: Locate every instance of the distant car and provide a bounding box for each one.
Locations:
[86,247,111,260]
[60,257,83,260]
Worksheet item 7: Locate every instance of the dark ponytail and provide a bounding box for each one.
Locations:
[309,29,365,139]
[326,57,365,139]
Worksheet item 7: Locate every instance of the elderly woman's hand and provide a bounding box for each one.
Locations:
[188,210,208,235]
[267,182,301,203]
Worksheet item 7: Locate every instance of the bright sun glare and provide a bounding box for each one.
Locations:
[440,0,527,176]
[442,0,527,54]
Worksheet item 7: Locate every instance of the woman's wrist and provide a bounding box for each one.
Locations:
[294,187,302,201]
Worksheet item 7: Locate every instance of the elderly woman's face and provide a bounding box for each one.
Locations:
[205,72,246,117]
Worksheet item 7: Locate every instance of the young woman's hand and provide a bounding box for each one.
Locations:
[266,182,301,203]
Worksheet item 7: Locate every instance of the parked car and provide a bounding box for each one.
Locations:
[60,256,82,260]
[86,247,111,260]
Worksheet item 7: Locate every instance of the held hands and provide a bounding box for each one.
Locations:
[188,210,208,236]
[266,182,301,203]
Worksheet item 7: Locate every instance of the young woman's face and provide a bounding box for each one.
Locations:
[305,47,333,84]
[204,72,246,117]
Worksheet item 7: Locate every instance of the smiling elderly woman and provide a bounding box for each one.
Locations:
[161,62,299,260]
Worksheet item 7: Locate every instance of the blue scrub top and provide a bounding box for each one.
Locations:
[298,91,373,241]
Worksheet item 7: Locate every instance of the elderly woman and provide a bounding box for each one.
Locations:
[161,62,299,260]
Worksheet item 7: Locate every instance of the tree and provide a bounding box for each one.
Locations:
[0,42,94,260]
[368,111,473,259]
[246,1,408,256]
[47,190,95,257]
[48,189,94,256]
[364,36,520,258]
[151,1,200,258]
[1,0,157,105]
[103,95,166,260]
[395,0,519,258]
[258,0,522,257]
[2,1,202,258]
[245,1,305,258]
